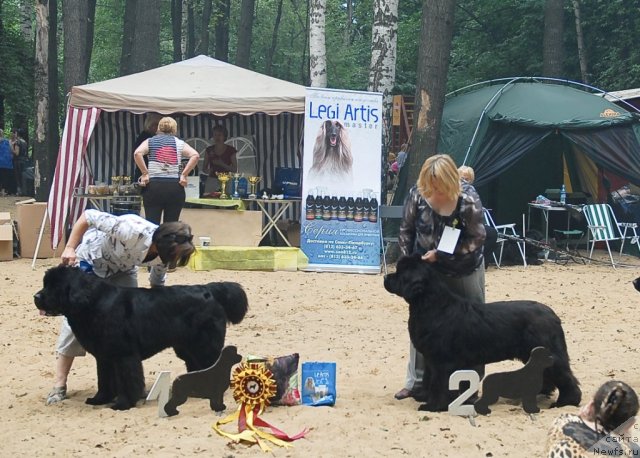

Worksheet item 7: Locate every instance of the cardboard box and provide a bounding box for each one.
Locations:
[180,208,263,247]
[0,212,12,261]
[16,201,61,258]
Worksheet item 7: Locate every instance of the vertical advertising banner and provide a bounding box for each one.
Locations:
[301,88,383,273]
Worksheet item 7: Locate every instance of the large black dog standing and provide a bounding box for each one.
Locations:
[34,266,248,411]
[384,254,581,412]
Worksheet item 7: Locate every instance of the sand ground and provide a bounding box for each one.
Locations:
[0,195,639,457]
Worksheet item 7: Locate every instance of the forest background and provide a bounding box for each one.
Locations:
[0,0,639,200]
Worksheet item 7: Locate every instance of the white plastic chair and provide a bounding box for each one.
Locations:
[483,208,527,267]
[581,203,639,268]
[225,136,257,176]
[184,137,210,174]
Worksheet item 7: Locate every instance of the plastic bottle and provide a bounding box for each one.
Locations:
[305,194,315,220]
[560,184,566,205]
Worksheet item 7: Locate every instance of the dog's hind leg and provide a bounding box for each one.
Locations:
[86,359,116,405]
[548,362,581,408]
[111,356,145,411]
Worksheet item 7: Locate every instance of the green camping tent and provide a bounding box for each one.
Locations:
[438,77,640,225]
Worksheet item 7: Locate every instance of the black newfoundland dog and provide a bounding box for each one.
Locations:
[384,254,581,412]
[34,266,248,411]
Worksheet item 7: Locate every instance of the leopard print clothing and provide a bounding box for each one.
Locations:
[545,413,639,457]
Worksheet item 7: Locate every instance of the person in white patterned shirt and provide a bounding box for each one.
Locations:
[45,209,195,405]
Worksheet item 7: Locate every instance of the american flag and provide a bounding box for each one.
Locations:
[48,107,101,248]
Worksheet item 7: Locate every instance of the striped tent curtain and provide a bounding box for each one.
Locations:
[86,111,304,220]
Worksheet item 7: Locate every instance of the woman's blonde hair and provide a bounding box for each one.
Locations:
[157,117,178,136]
[458,165,475,184]
[417,154,461,201]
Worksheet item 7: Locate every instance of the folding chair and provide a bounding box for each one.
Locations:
[483,208,527,267]
[379,205,404,275]
[581,203,640,268]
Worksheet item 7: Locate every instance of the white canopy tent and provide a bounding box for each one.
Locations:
[48,56,307,248]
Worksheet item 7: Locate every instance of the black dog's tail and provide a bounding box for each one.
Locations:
[208,282,248,325]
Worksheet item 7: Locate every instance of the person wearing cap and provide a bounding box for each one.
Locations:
[45,209,195,405]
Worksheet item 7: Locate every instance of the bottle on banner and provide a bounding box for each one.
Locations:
[330,196,339,220]
[338,196,347,221]
[322,195,332,221]
[560,184,566,205]
[306,193,316,220]
[346,196,355,221]
[368,194,379,223]
[354,196,364,222]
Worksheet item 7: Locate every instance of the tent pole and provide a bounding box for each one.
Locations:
[31,208,48,270]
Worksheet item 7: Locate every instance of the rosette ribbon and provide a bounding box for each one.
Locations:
[212,362,308,452]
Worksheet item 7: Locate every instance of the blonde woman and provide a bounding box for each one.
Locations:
[394,154,486,401]
[134,116,199,224]
[458,165,475,184]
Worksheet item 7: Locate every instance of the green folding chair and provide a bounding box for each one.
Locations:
[581,203,639,268]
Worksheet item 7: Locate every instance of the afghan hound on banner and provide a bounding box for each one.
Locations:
[308,120,353,187]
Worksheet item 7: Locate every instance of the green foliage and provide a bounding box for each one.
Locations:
[89,0,125,82]
[0,0,34,126]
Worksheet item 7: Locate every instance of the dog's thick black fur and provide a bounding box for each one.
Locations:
[34,266,248,411]
[384,254,581,412]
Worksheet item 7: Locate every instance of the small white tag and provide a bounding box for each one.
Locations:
[438,225,461,254]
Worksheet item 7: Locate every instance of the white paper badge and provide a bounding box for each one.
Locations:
[438,226,461,254]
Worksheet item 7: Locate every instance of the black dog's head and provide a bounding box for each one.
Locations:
[384,253,435,302]
[34,266,93,316]
[633,276,640,293]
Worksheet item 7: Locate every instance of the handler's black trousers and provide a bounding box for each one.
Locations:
[142,179,186,224]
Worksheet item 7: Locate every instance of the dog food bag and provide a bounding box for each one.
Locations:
[301,361,337,406]
[246,353,301,406]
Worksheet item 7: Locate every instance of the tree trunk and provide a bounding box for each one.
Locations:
[34,0,60,201]
[120,0,136,75]
[120,0,160,75]
[309,0,327,87]
[197,0,213,55]
[63,0,96,97]
[265,0,284,75]
[368,0,399,113]
[214,0,230,61]
[19,0,34,43]
[236,0,255,68]
[572,0,588,83]
[186,0,195,58]
[171,0,183,62]
[344,0,353,46]
[399,0,456,199]
[543,0,565,77]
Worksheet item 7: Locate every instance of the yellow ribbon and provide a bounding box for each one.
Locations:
[212,362,303,452]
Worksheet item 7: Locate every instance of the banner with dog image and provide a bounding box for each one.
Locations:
[301,88,383,273]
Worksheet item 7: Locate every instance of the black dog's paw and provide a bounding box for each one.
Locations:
[473,402,491,415]
[633,277,640,292]
[418,402,447,412]
[85,392,114,405]
[110,401,135,411]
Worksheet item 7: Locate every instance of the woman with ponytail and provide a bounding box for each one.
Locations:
[546,380,639,457]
